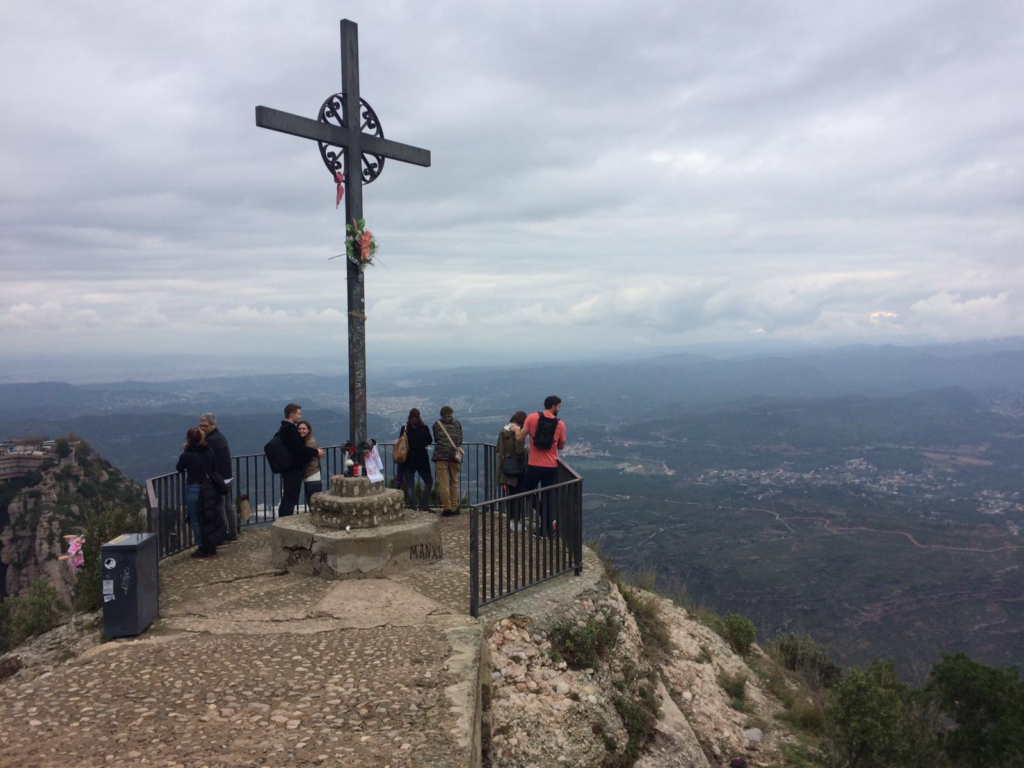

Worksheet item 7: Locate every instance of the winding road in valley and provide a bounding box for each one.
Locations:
[740,506,1024,553]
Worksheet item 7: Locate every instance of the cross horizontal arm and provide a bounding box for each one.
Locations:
[256,106,345,145]
[361,134,431,168]
[255,106,431,167]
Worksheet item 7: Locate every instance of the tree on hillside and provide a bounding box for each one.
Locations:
[75,500,143,612]
[0,580,67,654]
[929,652,1024,767]
[54,437,71,458]
[827,660,910,768]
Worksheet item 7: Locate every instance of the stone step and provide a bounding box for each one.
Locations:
[329,474,387,498]
[310,487,405,529]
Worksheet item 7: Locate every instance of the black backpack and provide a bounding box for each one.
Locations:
[264,433,291,475]
[533,413,560,450]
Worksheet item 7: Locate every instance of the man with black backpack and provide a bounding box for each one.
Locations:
[271,403,325,518]
[516,396,567,535]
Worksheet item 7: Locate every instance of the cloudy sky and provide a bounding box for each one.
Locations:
[2,0,1023,372]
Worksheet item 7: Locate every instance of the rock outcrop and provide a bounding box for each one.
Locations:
[0,443,143,603]
[484,566,810,766]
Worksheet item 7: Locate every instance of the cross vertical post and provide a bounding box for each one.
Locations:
[254,18,430,464]
[340,19,367,451]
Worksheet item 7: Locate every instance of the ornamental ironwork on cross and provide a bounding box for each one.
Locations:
[255,19,431,461]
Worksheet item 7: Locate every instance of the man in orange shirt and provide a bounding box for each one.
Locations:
[515,396,567,535]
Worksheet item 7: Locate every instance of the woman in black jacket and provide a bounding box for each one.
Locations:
[400,408,433,511]
[175,428,224,558]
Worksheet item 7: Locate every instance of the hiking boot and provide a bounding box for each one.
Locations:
[441,509,456,517]
[191,548,208,559]
[226,533,239,542]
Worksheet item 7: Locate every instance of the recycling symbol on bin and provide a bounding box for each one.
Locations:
[103,558,117,570]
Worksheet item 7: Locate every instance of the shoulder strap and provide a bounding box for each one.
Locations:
[437,421,457,448]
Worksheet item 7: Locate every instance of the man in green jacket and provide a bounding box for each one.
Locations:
[433,406,463,516]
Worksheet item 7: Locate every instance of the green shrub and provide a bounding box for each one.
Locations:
[772,632,842,689]
[54,437,71,458]
[606,684,659,768]
[718,670,748,710]
[723,612,756,656]
[928,652,1024,768]
[592,721,617,753]
[621,587,671,656]
[0,580,68,653]
[826,660,909,768]
[780,697,826,733]
[548,610,620,670]
[696,643,714,664]
[75,501,142,613]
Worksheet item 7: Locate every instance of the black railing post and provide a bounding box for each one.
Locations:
[469,505,480,618]
[575,480,583,575]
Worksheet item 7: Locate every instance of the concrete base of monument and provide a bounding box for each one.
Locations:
[269,510,443,578]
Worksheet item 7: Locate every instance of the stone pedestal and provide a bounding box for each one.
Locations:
[310,476,404,529]
[270,475,442,578]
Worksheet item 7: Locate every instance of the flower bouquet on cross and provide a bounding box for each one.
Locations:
[345,218,378,267]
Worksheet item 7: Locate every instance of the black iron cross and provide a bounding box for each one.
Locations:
[255,19,430,454]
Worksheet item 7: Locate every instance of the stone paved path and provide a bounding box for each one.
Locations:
[0,512,598,767]
[0,520,481,768]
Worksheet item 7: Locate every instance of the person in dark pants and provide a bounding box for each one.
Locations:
[175,427,223,558]
[200,412,236,541]
[515,396,567,536]
[276,403,324,518]
[400,408,433,511]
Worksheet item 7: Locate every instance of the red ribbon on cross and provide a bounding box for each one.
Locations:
[335,171,345,209]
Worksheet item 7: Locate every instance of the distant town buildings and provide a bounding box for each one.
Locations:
[0,438,56,483]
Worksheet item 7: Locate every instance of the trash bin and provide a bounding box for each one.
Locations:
[100,532,159,638]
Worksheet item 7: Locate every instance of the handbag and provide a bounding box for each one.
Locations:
[393,428,409,465]
[437,421,464,463]
[205,466,229,496]
[238,494,252,522]
[502,454,526,477]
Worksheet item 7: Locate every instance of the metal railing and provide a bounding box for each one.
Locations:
[146,442,496,559]
[469,460,584,617]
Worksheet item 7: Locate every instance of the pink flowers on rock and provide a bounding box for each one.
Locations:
[60,534,85,570]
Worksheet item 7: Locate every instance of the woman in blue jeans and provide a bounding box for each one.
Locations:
[175,427,218,558]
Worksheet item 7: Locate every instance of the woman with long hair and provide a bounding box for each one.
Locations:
[174,427,222,558]
[497,411,528,530]
[297,420,322,510]
[399,408,433,511]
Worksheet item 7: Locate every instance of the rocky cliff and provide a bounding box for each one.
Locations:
[484,577,818,767]
[0,442,144,604]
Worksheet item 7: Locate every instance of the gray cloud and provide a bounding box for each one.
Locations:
[2,0,1023,366]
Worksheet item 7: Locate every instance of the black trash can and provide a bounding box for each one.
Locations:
[100,532,159,638]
